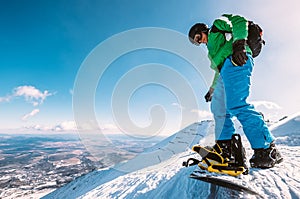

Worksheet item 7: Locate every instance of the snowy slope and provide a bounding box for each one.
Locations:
[43,116,300,199]
[270,113,300,146]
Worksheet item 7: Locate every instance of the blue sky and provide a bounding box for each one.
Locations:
[1,0,300,135]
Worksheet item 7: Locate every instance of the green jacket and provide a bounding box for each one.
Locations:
[207,14,252,88]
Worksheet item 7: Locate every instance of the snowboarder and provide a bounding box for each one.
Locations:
[188,14,283,169]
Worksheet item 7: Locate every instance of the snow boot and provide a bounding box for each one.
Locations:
[212,139,233,162]
[191,139,231,165]
[194,134,247,166]
[231,134,249,174]
[250,142,283,168]
[189,134,248,176]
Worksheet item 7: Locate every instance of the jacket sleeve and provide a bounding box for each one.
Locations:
[211,70,219,89]
[223,14,248,41]
[208,14,249,88]
[208,41,232,71]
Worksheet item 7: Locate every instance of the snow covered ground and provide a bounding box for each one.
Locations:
[43,114,300,199]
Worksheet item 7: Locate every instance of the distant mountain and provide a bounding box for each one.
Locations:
[270,113,300,146]
[43,115,300,199]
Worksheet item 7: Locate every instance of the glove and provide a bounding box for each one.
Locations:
[204,91,212,102]
[204,88,214,102]
[232,39,248,66]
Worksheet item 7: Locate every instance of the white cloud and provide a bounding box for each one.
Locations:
[100,123,119,131]
[23,121,122,134]
[251,101,283,122]
[0,85,53,106]
[21,121,124,135]
[24,124,53,131]
[1,85,54,124]
[0,96,12,103]
[13,85,52,106]
[24,120,77,132]
[52,121,77,131]
[22,109,40,121]
[171,102,185,110]
[191,109,213,120]
[251,101,282,110]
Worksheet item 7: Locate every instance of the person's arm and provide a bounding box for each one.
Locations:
[204,86,215,102]
[210,14,249,66]
[204,70,218,102]
[224,14,248,42]
[208,41,232,71]
[211,70,219,89]
[224,14,249,66]
[207,15,235,71]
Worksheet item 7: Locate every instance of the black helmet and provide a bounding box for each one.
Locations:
[188,23,209,44]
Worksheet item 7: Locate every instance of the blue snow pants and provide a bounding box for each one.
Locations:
[211,54,275,149]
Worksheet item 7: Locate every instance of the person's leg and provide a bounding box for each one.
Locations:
[220,55,274,149]
[211,76,235,141]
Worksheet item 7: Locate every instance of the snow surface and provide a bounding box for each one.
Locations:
[43,115,300,199]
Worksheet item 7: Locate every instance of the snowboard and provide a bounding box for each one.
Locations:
[190,170,262,197]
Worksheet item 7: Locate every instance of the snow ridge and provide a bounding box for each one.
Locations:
[44,115,300,199]
[43,121,210,199]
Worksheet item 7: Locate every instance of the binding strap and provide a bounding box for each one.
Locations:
[182,158,200,167]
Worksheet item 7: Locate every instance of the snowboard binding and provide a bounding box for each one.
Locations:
[183,134,249,176]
